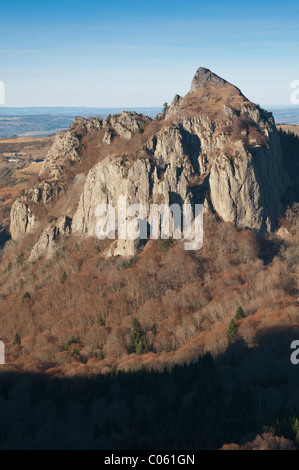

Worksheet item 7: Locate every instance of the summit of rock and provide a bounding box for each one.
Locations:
[9,66,298,261]
[190,67,228,92]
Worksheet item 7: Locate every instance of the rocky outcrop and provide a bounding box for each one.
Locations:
[25,181,64,205]
[40,117,103,179]
[40,128,82,180]
[190,67,228,92]
[38,111,151,181]
[28,216,72,262]
[10,66,294,259]
[108,111,152,140]
[72,125,194,238]
[10,199,36,242]
[10,181,65,241]
[209,141,284,232]
[72,106,289,245]
[102,129,113,145]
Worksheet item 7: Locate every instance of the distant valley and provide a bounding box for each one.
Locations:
[0,106,297,138]
[0,108,162,138]
[268,106,299,125]
[0,115,74,139]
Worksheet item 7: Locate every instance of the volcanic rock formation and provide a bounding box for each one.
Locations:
[10,67,292,259]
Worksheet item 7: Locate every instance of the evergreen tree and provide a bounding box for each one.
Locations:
[163,102,169,113]
[130,318,146,355]
[227,319,238,344]
[235,306,245,320]
[13,333,21,347]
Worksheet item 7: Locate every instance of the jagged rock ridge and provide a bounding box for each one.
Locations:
[10,67,293,259]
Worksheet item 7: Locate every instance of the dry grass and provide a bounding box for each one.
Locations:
[171,83,250,121]
[277,124,299,137]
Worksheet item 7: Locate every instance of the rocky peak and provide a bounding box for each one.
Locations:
[190,67,228,92]
[9,66,295,261]
[108,111,152,140]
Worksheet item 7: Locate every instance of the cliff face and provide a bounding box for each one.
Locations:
[10,67,292,259]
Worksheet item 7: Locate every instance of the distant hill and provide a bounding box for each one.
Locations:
[0,106,297,138]
[0,115,74,139]
[0,108,162,138]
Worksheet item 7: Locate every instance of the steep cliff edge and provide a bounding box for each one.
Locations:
[10,67,294,260]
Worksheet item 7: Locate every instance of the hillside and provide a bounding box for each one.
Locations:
[0,136,55,239]
[1,65,298,371]
[0,67,298,449]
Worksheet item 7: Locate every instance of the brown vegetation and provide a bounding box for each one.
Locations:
[174,83,249,120]
[222,432,297,450]
[0,136,54,228]
[0,203,297,377]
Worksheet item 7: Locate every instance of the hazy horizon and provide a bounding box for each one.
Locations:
[0,104,298,139]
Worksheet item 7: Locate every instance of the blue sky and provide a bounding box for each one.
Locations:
[0,0,298,107]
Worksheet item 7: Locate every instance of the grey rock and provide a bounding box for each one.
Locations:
[28,216,72,262]
[40,128,82,179]
[9,67,293,260]
[109,111,152,140]
[10,181,64,241]
[40,117,103,179]
[102,129,113,145]
[190,67,227,92]
[10,199,36,242]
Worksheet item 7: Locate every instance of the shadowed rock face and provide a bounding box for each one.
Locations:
[190,67,228,92]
